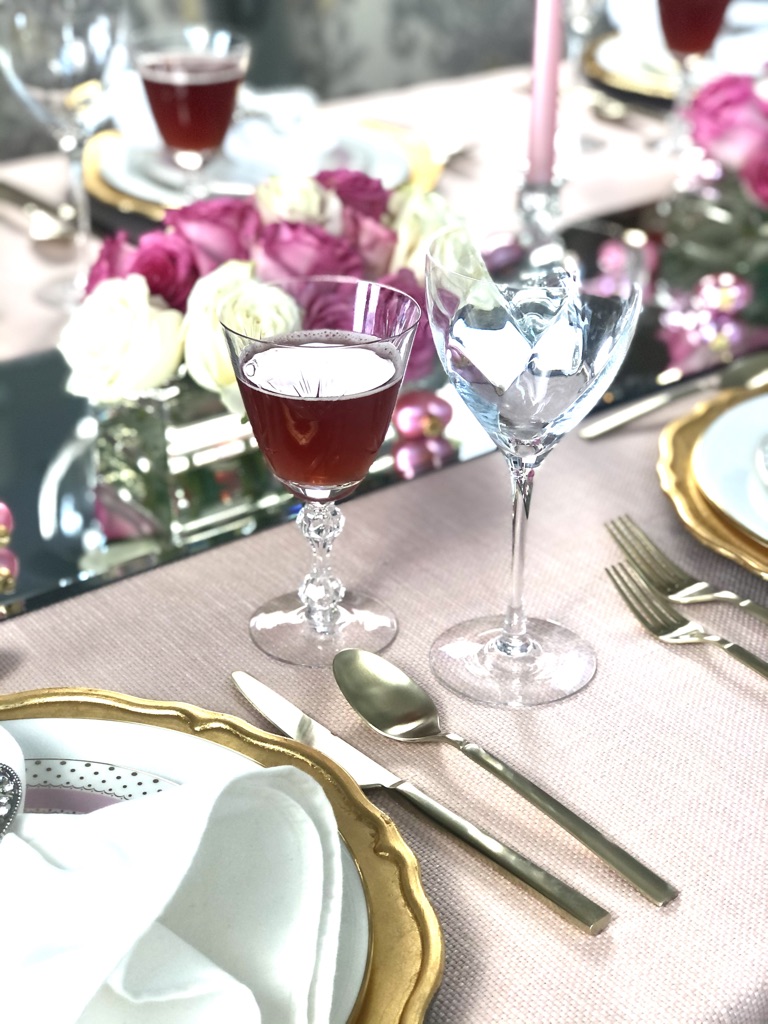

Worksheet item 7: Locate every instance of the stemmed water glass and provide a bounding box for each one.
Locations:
[0,0,122,306]
[220,275,421,667]
[425,224,644,707]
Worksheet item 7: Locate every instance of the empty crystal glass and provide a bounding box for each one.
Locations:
[425,223,645,706]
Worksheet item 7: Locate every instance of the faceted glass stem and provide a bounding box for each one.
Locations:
[495,461,536,658]
[297,500,346,635]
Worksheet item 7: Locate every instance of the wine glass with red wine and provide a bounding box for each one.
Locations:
[220,276,422,667]
[657,0,731,155]
[127,23,251,177]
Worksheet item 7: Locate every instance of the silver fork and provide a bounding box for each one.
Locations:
[606,514,768,625]
[606,562,768,681]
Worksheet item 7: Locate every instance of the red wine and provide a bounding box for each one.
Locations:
[658,0,730,56]
[139,53,243,151]
[237,331,403,494]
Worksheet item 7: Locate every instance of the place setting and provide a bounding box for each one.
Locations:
[6,0,768,1020]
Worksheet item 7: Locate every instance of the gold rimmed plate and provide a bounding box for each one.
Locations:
[657,384,768,580]
[0,687,443,1023]
[582,32,678,104]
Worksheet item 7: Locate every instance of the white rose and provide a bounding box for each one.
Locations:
[181,260,301,414]
[58,274,184,403]
[387,186,464,281]
[254,174,342,234]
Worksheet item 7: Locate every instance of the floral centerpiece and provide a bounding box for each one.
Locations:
[57,170,459,545]
[647,68,768,374]
[59,170,457,407]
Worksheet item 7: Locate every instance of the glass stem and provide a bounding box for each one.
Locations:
[297,500,346,634]
[497,461,535,657]
[61,134,90,299]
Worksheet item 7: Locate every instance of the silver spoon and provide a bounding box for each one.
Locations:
[579,350,768,440]
[332,648,678,906]
[0,763,22,840]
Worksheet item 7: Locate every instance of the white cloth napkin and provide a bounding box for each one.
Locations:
[0,726,343,1024]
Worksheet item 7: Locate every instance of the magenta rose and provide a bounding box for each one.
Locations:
[253,222,365,280]
[379,268,434,383]
[741,145,768,207]
[86,231,136,294]
[340,207,396,278]
[164,196,261,276]
[316,169,390,220]
[689,74,767,171]
[130,231,199,311]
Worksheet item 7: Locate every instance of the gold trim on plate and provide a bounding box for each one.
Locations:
[0,687,444,1024]
[657,384,768,580]
[83,131,168,222]
[582,32,677,103]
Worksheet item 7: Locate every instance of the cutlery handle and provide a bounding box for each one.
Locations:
[734,598,768,625]
[578,380,707,440]
[393,780,611,934]
[449,736,678,906]
[718,639,768,679]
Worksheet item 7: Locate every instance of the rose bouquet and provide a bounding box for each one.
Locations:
[642,68,768,374]
[688,71,768,208]
[59,170,461,408]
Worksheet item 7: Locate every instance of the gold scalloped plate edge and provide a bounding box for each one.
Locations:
[0,686,444,1024]
[657,384,768,580]
[83,131,168,222]
[582,32,677,103]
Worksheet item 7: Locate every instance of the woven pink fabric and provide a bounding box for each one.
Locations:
[2,393,768,1023]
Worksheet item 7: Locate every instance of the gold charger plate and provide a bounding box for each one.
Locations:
[83,131,168,222]
[657,384,768,580]
[0,687,443,1024]
[582,32,677,104]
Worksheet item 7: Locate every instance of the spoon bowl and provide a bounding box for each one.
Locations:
[332,648,679,906]
[333,648,444,742]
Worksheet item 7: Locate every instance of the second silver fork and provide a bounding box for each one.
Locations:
[607,562,768,682]
[606,514,768,625]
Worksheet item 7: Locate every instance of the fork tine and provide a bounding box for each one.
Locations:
[607,563,689,633]
[607,515,690,590]
[606,564,659,632]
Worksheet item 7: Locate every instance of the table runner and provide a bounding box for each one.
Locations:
[2,392,767,1023]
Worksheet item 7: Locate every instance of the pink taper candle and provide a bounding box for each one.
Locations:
[527,0,564,187]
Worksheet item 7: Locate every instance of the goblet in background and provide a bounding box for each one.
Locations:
[657,0,731,159]
[127,23,251,179]
[425,224,644,707]
[0,0,122,306]
[220,275,421,667]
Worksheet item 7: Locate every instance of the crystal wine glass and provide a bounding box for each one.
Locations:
[425,224,644,707]
[220,275,421,667]
[0,0,122,306]
[126,23,251,187]
[657,0,731,159]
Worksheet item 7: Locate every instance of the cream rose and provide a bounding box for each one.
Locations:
[58,274,184,403]
[387,186,464,281]
[254,174,343,234]
[181,260,301,414]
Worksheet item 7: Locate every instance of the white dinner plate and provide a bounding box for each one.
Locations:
[4,716,368,1024]
[97,121,411,209]
[691,392,768,545]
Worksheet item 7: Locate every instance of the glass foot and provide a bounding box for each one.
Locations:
[249,589,397,667]
[429,615,596,708]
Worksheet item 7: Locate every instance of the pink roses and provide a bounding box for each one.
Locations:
[689,71,768,207]
[84,169,437,383]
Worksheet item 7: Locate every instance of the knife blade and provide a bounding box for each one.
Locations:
[232,670,611,934]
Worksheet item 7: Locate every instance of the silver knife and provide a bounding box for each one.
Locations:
[232,670,611,935]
